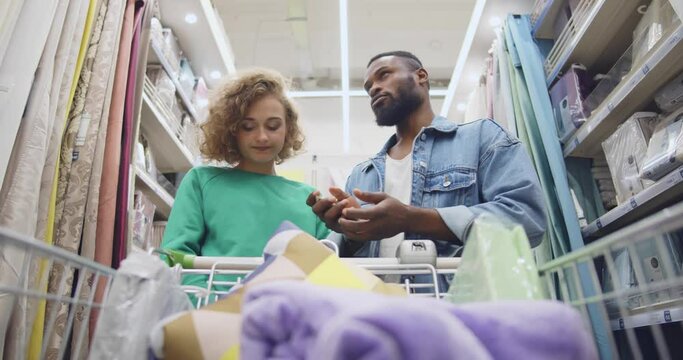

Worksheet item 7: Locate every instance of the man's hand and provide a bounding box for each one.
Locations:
[338,189,410,241]
[306,187,359,233]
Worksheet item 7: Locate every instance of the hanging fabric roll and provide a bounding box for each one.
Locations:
[91,0,137,339]
[0,0,65,358]
[0,0,59,195]
[0,0,25,66]
[45,0,126,357]
[505,14,612,360]
[113,0,151,268]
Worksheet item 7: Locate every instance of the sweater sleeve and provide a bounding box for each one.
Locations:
[161,168,206,256]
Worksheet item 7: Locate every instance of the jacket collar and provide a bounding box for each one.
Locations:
[370,115,457,161]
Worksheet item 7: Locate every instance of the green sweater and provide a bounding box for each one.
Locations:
[162,166,330,260]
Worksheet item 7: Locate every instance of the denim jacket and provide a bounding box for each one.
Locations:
[337,117,547,258]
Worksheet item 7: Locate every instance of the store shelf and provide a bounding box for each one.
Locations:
[611,306,683,331]
[157,0,236,88]
[140,90,195,173]
[134,165,174,219]
[148,41,201,122]
[582,166,683,239]
[544,0,647,85]
[532,0,566,39]
[563,25,683,158]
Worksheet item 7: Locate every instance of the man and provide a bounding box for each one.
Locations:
[307,51,546,259]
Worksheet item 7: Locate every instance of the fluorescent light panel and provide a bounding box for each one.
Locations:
[440,0,488,117]
[340,0,350,153]
[200,0,236,75]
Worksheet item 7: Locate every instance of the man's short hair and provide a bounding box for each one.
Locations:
[367,50,423,70]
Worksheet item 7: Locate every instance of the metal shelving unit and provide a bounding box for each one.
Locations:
[563,25,683,158]
[134,164,174,219]
[531,0,570,39]
[611,306,683,331]
[139,87,195,173]
[533,2,683,356]
[147,41,200,122]
[582,166,683,239]
[543,0,648,86]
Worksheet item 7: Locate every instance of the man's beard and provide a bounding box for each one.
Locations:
[373,79,423,127]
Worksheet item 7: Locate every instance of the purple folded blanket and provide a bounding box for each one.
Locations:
[241,282,597,360]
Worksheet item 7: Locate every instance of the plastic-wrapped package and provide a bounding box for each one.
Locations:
[132,191,156,249]
[584,50,633,115]
[591,155,618,210]
[146,65,176,112]
[654,71,683,114]
[193,77,209,122]
[161,28,182,77]
[602,112,659,203]
[447,215,545,304]
[89,252,191,359]
[157,173,177,197]
[550,64,594,143]
[632,0,677,66]
[640,106,683,181]
[181,114,200,157]
[134,142,146,171]
[150,221,167,249]
[170,101,184,131]
[150,17,164,49]
[178,58,196,98]
[603,231,683,316]
[144,142,157,177]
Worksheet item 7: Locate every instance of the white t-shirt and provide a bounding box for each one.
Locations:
[379,153,413,257]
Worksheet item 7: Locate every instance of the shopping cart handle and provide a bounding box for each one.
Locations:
[397,240,438,266]
[153,248,195,268]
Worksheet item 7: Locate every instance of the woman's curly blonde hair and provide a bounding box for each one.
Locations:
[200,68,304,165]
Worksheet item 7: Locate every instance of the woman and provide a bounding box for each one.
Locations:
[161,69,330,284]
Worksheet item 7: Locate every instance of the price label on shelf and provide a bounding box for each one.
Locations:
[641,64,650,75]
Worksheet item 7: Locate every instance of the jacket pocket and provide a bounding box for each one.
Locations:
[423,168,476,208]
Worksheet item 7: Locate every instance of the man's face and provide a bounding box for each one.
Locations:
[363,56,423,126]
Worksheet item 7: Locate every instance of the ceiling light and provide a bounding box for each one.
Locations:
[456,103,467,112]
[210,71,222,80]
[185,13,198,24]
[488,16,502,28]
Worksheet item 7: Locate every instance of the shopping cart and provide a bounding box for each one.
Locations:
[0,228,116,360]
[1,201,683,359]
[160,239,461,309]
[538,203,683,359]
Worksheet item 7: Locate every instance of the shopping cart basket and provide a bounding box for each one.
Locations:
[538,202,683,359]
[0,228,116,360]
[156,239,461,308]
[2,201,683,359]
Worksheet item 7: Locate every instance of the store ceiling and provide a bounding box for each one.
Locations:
[213,0,533,118]
[215,0,475,91]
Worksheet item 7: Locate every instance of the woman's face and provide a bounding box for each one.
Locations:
[236,95,287,167]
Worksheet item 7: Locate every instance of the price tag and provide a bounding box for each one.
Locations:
[619,318,624,330]
[664,310,672,323]
[596,219,603,229]
[642,64,650,75]
[630,198,638,209]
